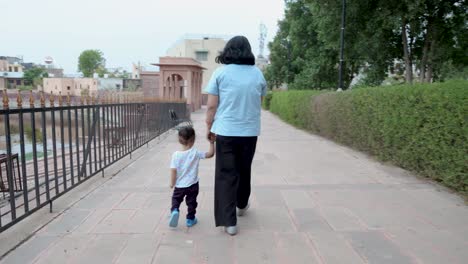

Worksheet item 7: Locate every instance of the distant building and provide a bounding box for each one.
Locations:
[43,77,98,96]
[0,57,24,73]
[1,55,65,89]
[166,35,229,90]
[0,57,25,89]
[45,68,64,78]
[42,78,75,95]
[132,57,205,111]
[20,62,36,71]
[0,56,23,66]
[74,78,98,95]
[43,75,134,97]
[97,78,123,90]
[153,57,205,111]
[123,78,142,91]
[139,71,159,97]
[0,72,25,89]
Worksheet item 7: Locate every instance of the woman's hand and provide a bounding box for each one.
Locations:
[205,94,218,142]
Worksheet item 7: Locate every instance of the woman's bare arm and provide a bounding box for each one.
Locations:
[206,94,219,140]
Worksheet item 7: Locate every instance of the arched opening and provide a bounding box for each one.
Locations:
[170,74,185,99]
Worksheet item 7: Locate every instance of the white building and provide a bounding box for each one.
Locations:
[166,34,230,90]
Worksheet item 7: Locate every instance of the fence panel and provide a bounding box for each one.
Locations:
[0,91,188,232]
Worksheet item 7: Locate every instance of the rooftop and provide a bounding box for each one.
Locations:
[168,34,231,52]
[152,57,207,69]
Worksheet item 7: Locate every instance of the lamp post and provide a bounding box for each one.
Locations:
[287,38,291,85]
[338,0,346,91]
[282,37,292,88]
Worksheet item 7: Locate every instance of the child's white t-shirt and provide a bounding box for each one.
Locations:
[170,148,206,188]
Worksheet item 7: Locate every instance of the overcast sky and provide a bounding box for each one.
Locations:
[1,0,285,74]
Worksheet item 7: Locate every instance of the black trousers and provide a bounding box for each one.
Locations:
[214,135,257,227]
[171,182,199,220]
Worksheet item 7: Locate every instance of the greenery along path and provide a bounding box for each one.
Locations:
[265,80,467,195]
[266,0,466,90]
[1,108,467,264]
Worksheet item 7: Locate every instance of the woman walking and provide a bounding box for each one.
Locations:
[205,36,267,235]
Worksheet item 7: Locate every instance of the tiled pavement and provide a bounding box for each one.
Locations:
[0,108,467,264]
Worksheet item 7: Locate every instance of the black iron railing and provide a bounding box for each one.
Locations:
[0,91,188,232]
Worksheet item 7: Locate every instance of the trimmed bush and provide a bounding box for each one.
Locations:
[269,80,468,194]
[269,90,322,128]
[18,85,34,91]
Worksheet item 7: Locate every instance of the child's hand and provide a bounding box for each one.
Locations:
[169,184,174,189]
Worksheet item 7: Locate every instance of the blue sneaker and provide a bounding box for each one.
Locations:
[186,218,198,227]
[169,210,179,228]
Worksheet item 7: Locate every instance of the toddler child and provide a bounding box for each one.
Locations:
[169,126,215,227]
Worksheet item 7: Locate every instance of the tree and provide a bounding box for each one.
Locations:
[23,67,48,87]
[267,0,467,89]
[78,50,106,77]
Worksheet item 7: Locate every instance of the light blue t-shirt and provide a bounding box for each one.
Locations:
[170,148,206,188]
[204,64,267,137]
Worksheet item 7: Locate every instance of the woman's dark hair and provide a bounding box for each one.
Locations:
[178,126,195,145]
[215,36,255,65]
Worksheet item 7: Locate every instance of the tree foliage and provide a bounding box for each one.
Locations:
[78,50,106,77]
[23,67,48,86]
[266,0,467,89]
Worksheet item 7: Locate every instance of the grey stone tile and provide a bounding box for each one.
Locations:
[345,231,414,264]
[73,209,112,234]
[116,193,153,209]
[74,192,127,210]
[255,189,286,207]
[34,234,95,264]
[43,209,91,234]
[398,226,468,263]
[92,209,136,234]
[120,210,162,234]
[236,208,262,232]
[292,208,333,232]
[276,233,322,263]
[193,234,234,264]
[1,235,58,264]
[73,192,109,209]
[142,193,171,209]
[256,206,296,232]
[115,234,160,264]
[308,231,365,264]
[385,227,455,264]
[281,190,317,209]
[152,244,194,264]
[153,232,195,263]
[319,206,366,231]
[69,234,130,264]
[234,232,279,264]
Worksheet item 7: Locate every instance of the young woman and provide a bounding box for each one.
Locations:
[205,36,267,235]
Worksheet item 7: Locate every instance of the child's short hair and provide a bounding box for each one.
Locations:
[178,126,195,145]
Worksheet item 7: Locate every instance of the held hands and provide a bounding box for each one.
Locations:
[206,120,216,144]
[207,132,216,144]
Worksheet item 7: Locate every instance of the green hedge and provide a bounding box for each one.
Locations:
[262,92,273,110]
[269,90,323,128]
[269,80,468,194]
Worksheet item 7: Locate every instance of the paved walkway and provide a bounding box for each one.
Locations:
[1,109,467,264]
